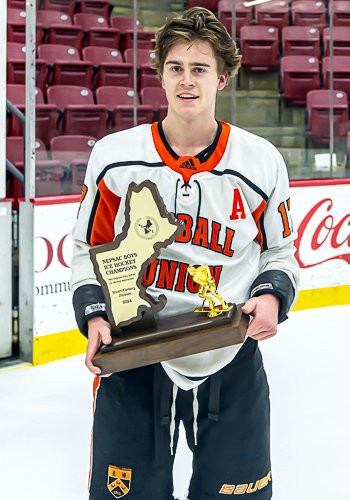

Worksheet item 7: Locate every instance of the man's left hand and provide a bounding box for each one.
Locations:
[241,294,280,341]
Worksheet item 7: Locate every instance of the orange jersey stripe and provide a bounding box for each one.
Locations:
[90,179,121,246]
[252,200,267,250]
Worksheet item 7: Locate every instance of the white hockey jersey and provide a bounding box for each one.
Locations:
[71,120,299,389]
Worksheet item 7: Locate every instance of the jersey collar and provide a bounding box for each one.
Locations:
[151,120,231,183]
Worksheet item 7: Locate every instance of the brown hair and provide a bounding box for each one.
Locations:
[151,7,241,82]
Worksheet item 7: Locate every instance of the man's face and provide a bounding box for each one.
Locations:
[161,40,228,121]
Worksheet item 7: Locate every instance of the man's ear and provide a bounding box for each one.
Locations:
[217,72,229,91]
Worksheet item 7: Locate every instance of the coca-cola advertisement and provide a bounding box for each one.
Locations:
[291,180,350,291]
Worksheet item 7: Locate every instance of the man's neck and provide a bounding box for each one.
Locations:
[161,115,218,157]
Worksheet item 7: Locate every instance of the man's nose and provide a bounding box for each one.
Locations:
[180,70,195,86]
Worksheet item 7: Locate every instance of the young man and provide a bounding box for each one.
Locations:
[71,7,299,500]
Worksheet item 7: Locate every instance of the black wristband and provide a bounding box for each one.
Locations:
[249,270,295,323]
[72,284,108,337]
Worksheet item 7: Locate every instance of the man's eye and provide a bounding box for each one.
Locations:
[194,67,205,73]
[171,66,182,72]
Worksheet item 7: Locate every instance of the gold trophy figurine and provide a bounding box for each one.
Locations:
[187,265,233,317]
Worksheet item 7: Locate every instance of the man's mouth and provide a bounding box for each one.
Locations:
[177,94,199,100]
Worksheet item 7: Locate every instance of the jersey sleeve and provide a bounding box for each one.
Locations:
[249,149,299,322]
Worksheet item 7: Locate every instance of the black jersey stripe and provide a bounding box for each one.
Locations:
[260,211,268,251]
[96,161,164,185]
[211,169,269,201]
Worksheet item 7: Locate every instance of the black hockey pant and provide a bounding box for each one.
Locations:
[89,337,272,500]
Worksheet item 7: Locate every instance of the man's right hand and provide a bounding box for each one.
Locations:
[86,316,112,375]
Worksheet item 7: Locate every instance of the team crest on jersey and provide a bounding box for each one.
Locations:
[107,465,132,497]
[135,216,159,240]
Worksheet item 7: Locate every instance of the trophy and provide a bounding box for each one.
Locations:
[90,180,248,375]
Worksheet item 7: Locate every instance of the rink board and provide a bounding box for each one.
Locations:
[26,179,350,364]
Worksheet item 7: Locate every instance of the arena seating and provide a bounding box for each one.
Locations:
[6,136,64,198]
[37,44,94,87]
[255,0,289,33]
[139,86,168,120]
[218,0,252,38]
[322,56,350,102]
[306,89,349,143]
[42,0,76,17]
[73,13,120,48]
[291,1,327,32]
[95,86,154,132]
[5,0,350,200]
[82,46,133,88]
[37,10,84,49]
[7,84,59,145]
[124,48,160,89]
[50,134,96,192]
[47,84,108,137]
[79,0,110,17]
[281,26,321,58]
[110,16,143,33]
[333,1,350,27]
[186,0,218,10]
[280,55,321,105]
[240,25,279,70]
[323,27,350,56]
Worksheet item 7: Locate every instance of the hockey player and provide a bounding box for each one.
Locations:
[70,7,299,500]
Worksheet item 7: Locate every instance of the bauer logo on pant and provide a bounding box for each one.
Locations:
[107,465,132,498]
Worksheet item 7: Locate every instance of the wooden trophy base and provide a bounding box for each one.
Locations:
[93,304,249,375]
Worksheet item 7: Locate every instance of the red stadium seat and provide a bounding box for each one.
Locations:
[37,44,93,88]
[139,86,168,120]
[95,86,154,132]
[82,46,133,88]
[124,48,159,89]
[6,136,64,198]
[50,134,96,193]
[42,0,75,17]
[333,1,350,27]
[306,89,349,143]
[282,26,320,57]
[50,134,96,165]
[124,30,155,50]
[7,137,48,164]
[322,56,350,102]
[240,25,279,70]
[186,0,218,10]
[7,84,59,145]
[73,13,120,48]
[8,0,26,7]
[280,55,320,105]
[78,0,110,17]
[218,0,253,39]
[7,7,44,44]
[347,131,350,167]
[36,10,84,50]
[110,16,142,34]
[323,27,350,57]
[323,27,350,56]
[7,42,47,90]
[291,1,327,32]
[47,85,108,138]
[255,0,289,33]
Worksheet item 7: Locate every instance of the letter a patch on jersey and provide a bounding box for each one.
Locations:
[107,465,132,497]
[230,188,246,221]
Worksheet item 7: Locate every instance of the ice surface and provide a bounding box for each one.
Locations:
[1,306,349,500]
